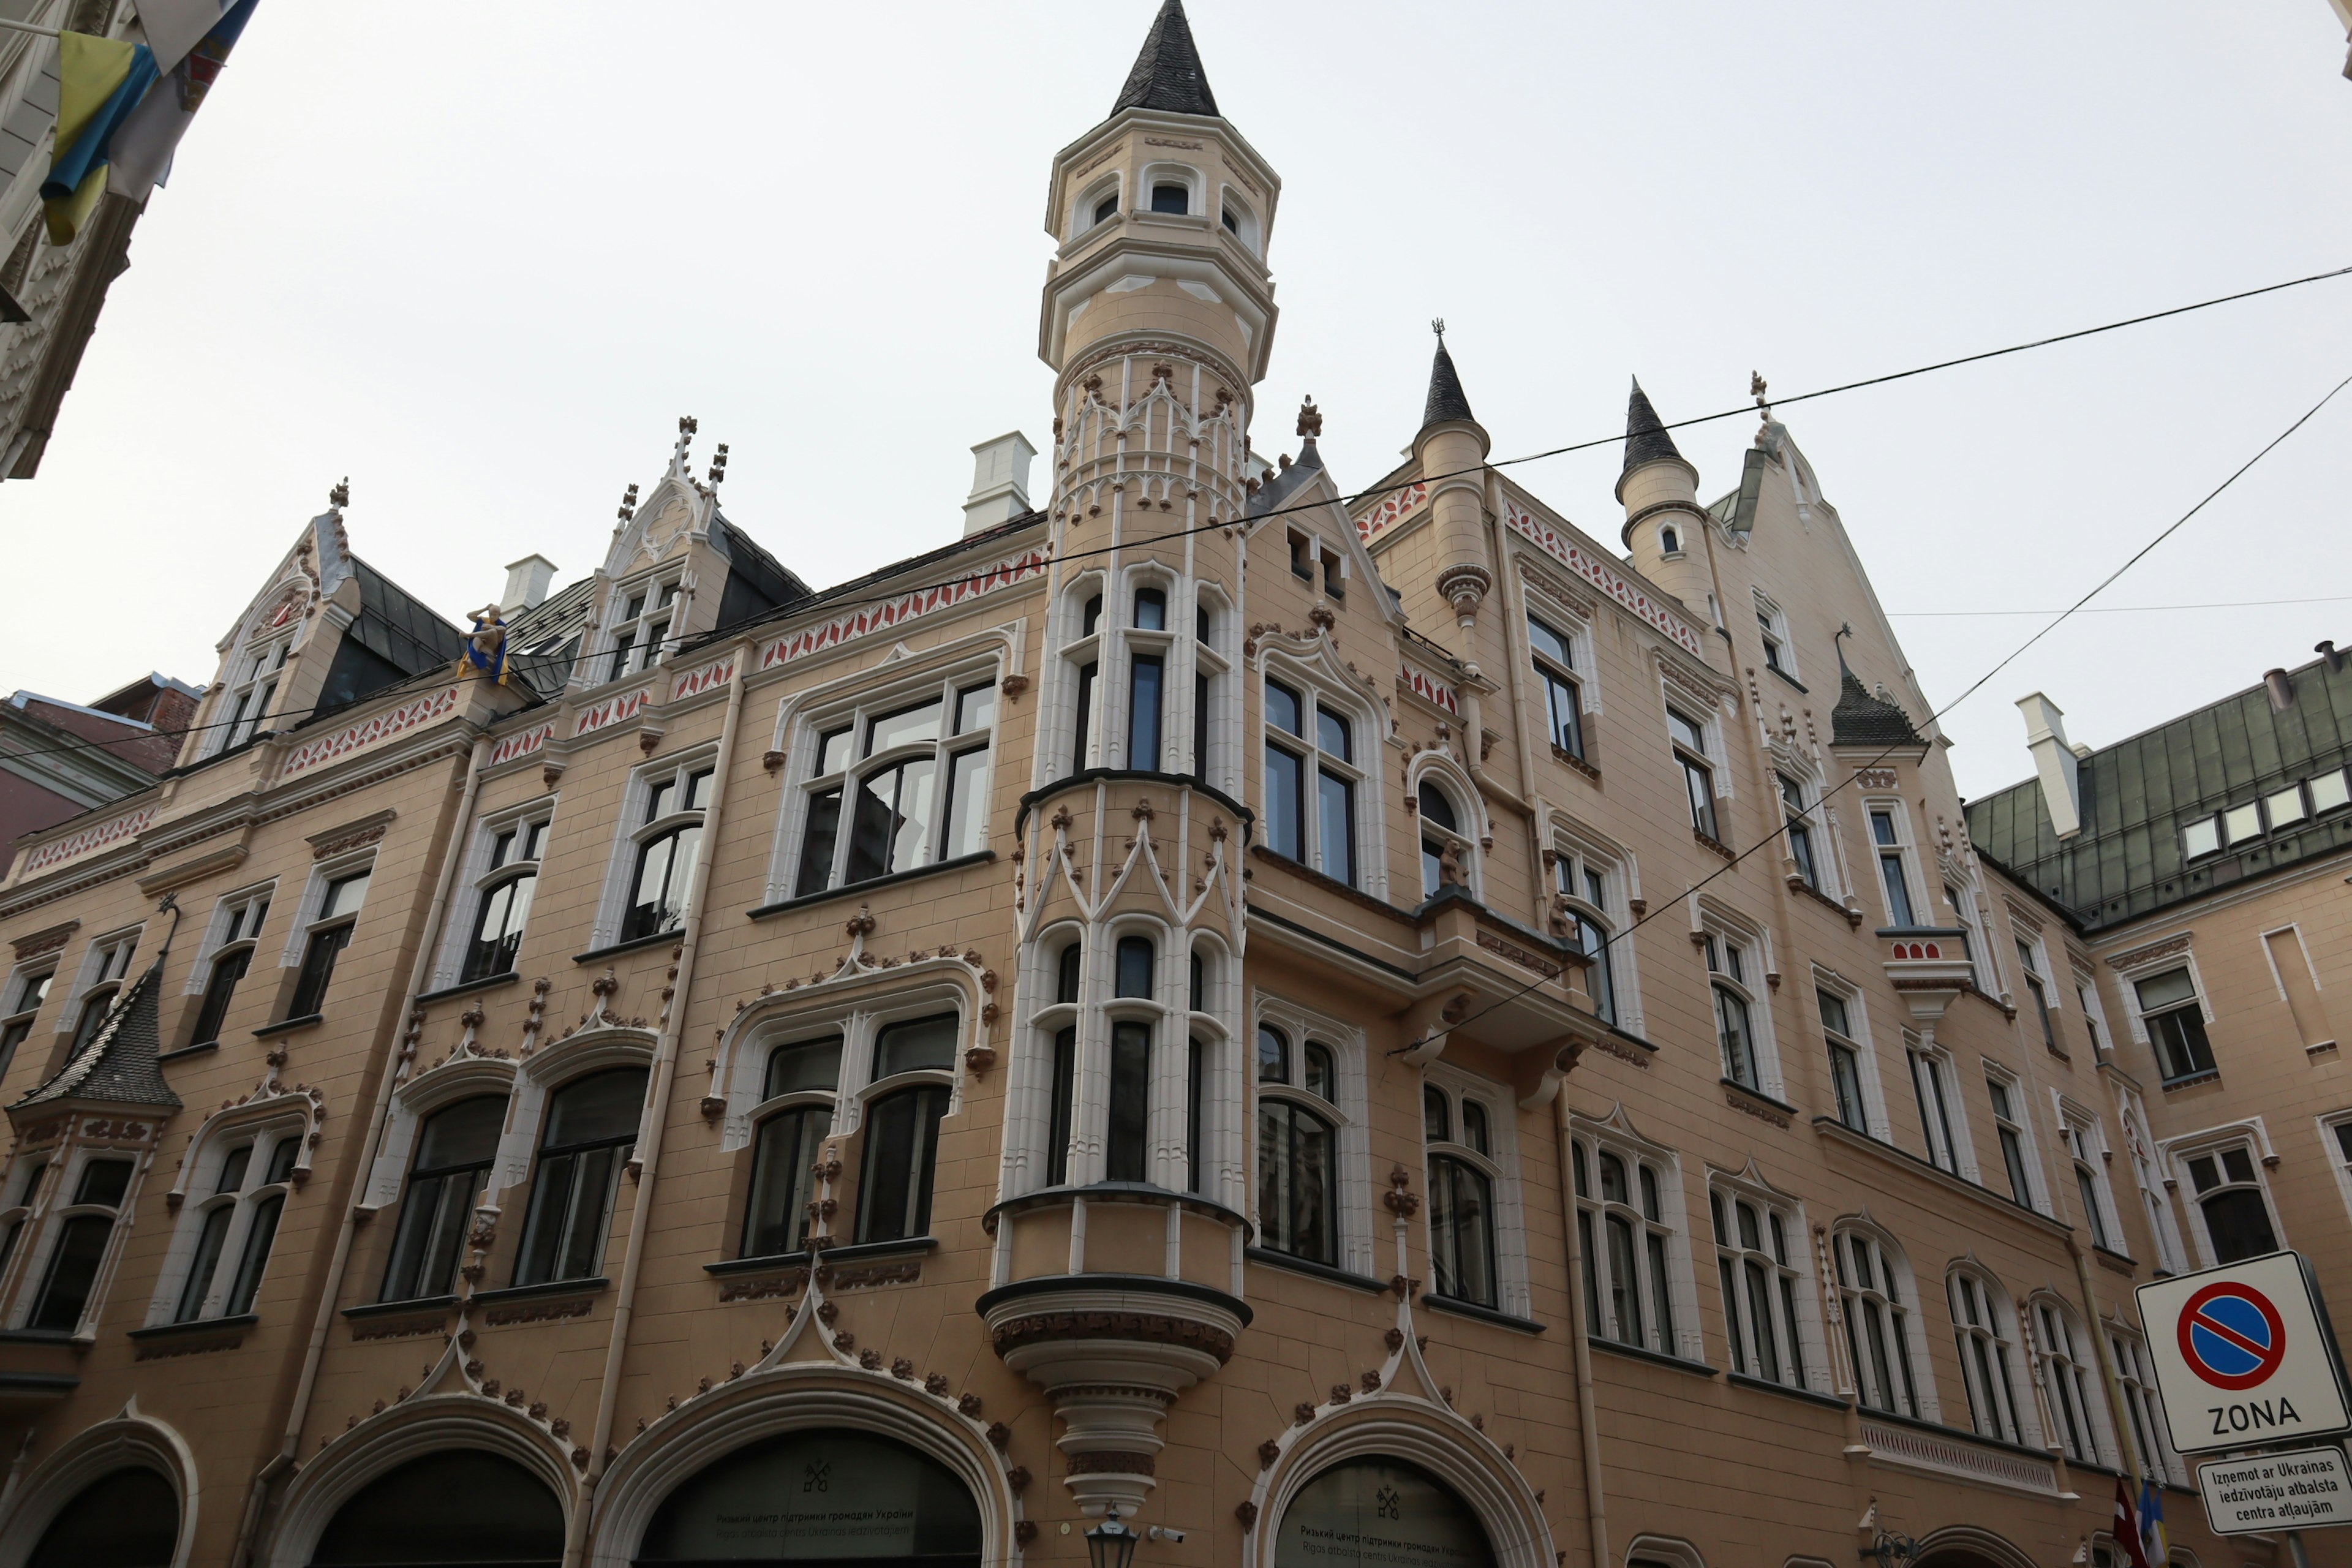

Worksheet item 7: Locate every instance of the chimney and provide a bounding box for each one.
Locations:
[502,554,558,613]
[2016,692,2083,840]
[2265,668,2296,711]
[962,432,1036,536]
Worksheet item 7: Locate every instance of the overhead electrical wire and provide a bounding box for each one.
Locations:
[1890,595,2352,617]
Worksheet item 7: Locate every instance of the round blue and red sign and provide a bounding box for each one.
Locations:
[2179,1280,2290,1391]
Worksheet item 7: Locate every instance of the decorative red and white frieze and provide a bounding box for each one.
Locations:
[1398,662,1460,715]
[1503,500,1704,659]
[18,805,159,876]
[487,723,555,769]
[574,688,650,738]
[672,655,735,702]
[1354,483,1428,542]
[758,549,1050,672]
[283,686,462,777]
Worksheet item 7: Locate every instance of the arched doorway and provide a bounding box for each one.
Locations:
[1275,1455,1497,1568]
[635,1428,981,1566]
[26,1468,179,1568]
[309,1450,564,1566]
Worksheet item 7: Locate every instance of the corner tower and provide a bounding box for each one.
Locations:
[1038,0,1280,535]
[1617,377,1714,616]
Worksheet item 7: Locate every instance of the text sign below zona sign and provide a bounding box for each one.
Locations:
[2137,1251,2352,1455]
[2198,1444,2352,1535]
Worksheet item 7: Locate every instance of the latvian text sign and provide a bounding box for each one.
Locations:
[2198,1444,2352,1534]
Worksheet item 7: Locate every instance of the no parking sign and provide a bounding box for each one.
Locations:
[2137,1251,2351,1455]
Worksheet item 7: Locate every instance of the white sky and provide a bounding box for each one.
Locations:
[5,1,2350,802]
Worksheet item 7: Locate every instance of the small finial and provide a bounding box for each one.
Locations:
[678,415,698,436]
[707,442,729,486]
[328,477,349,509]
[1751,371,1771,421]
[1296,396,1322,440]
[1431,317,1446,340]
[617,482,639,524]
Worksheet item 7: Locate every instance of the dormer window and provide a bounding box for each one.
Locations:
[219,639,290,753]
[606,579,682,684]
[1093,194,1119,226]
[1150,183,1188,214]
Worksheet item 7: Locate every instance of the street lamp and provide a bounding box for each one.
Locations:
[1084,1505,1142,1568]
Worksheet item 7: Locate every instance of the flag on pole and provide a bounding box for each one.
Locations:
[40,31,157,243]
[109,0,257,205]
[2113,1476,2154,1568]
[2138,1479,2169,1566]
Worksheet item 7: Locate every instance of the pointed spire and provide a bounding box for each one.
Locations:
[1622,377,1684,475]
[1421,320,1476,429]
[1112,0,1219,119]
[10,960,180,1114]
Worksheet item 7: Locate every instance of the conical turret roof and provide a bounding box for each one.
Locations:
[1622,377,1685,475]
[10,959,179,1114]
[1422,334,1476,429]
[1830,645,1925,750]
[1112,0,1219,119]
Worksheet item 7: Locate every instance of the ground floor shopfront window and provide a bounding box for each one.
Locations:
[1275,1455,1496,1568]
[26,1467,178,1568]
[635,1427,981,1566]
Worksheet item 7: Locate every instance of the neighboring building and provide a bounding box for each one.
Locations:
[0,6,2262,1567]
[0,673,197,875]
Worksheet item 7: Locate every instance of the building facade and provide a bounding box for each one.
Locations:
[0,6,2283,1566]
[1,673,198,876]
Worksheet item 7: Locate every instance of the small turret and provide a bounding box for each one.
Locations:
[1616,378,1713,617]
[1412,322,1493,641]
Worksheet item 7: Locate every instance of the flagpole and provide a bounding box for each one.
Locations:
[0,18,61,38]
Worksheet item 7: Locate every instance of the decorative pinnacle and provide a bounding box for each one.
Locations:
[1751,371,1771,420]
[1431,317,1446,340]
[617,483,639,524]
[1296,396,1322,440]
[328,477,349,509]
[707,443,729,486]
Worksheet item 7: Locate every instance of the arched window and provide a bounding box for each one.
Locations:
[741,1036,842,1259]
[1256,1023,1335,1265]
[192,888,270,1047]
[1150,181,1188,214]
[1948,1268,2026,1445]
[795,677,998,897]
[1832,1227,1920,1418]
[1044,940,1082,1186]
[25,1467,178,1568]
[463,818,546,983]
[639,1428,979,1564]
[1264,677,1363,888]
[622,762,712,942]
[2183,1142,2278,1264]
[1274,1457,1496,1568]
[1104,936,1156,1183]
[1658,524,1681,556]
[26,1156,134,1333]
[309,1450,563,1566]
[1093,192,1119,226]
[382,1096,504,1302]
[2033,1297,2106,1466]
[1709,1187,1806,1387]
[856,1014,955,1243]
[1423,1081,1499,1310]
[1574,1140,1678,1357]
[69,931,138,1049]
[515,1068,646,1287]
[1417,778,1473,900]
[170,1131,298,1322]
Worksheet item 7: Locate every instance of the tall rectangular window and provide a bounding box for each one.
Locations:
[290,870,370,1019]
[1667,709,1717,840]
[1128,654,1163,771]
[1264,680,1360,889]
[1780,776,1819,891]
[1986,1077,2034,1208]
[1820,991,1866,1133]
[2017,938,2057,1050]
[1909,1047,1959,1173]
[1528,614,1584,759]
[1871,810,1916,926]
[2135,968,2216,1082]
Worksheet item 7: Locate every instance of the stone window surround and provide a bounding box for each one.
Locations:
[1407,749,1486,905]
[1547,818,1643,1039]
[1257,645,1390,904]
[589,746,720,952]
[1828,1217,1944,1425]
[1901,1028,1978,1185]
[2158,1116,2285,1270]
[1980,1059,2051,1218]
[141,1103,311,1328]
[1694,898,1781,1102]
[1251,991,1372,1280]
[429,794,558,992]
[1706,1163,1831,1396]
[1420,1059,1532,1322]
[1944,1259,2041,1451]
[184,881,279,998]
[57,923,141,1038]
[1812,966,1893,1145]
[2048,1091,2127,1254]
[1569,1109,1702,1362]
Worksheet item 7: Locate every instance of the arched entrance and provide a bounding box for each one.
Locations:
[26,1469,179,1568]
[1275,1455,1497,1568]
[309,1450,564,1567]
[634,1428,982,1566]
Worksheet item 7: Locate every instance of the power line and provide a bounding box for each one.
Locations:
[1890,595,2352,618]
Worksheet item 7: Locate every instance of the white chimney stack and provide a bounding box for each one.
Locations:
[2016,692,2083,840]
[502,554,558,613]
[963,432,1036,536]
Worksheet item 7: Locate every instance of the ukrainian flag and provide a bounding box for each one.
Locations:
[41,32,158,244]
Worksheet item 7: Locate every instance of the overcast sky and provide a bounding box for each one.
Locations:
[5,2,2349,801]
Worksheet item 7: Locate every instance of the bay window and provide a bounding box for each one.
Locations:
[27,1158,133,1333]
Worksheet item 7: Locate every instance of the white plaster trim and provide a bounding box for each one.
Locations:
[0,1404,201,1568]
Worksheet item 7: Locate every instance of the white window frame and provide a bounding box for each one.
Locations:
[1982,1063,2049,1217]
[1752,589,1798,682]
[2028,1293,2115,1468]
[2111,944,2217,1080]
[1523,587,1598,764]
[1420,1063,1532,1321]
[1215,183,1262,253]
[1829,1221,1937,1422]
[1708,1174,1826,1394]
[1947,1265,2035,1449]
[1570,1114,1700,1363]
[2114,1087,2187,1275]
[1664,695,1728,843]
[1777,768,1839,902]
[59,927,140,1042]
[2012,923,2065,1054]
[2106,1323,2186,1485]
[1070,172,1123,239]
[1260,655,1385,900]
[590,749,719,950]
[1192,581,1237,796]
[187,884,275,995]
[2071,965,2116,1057]
[145,1111,307,1326]
[1941,873,1992,992]
[2163,1120,2286,1268]
[1137,160,1204,220]
[432,797,556,991]
[1812,971,1890,1142]
[1698,904,1781,1100]
[1863,797,1927,930]
[1902,1031,1976,1182]
[1409,755,1484,904]
[6,1145,141,1335]
[1550,826,1642,1036]
[596,572,684,686]
[2054,1096,2126,1257]
[208,632,293,756]
[1252,993,1372,1278]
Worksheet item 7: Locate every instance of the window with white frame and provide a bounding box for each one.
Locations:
[2132,966,2216,1084]
[620,758,714,942]
[289,866,371,1019]
[1553,837,1634,1030]
[1126,584,1172,772]
[1754,592,1797,681]
[1667,706,1719,842]
[1422,1074,1520,1315]
[1257,1021,1340,1265]
[190,888,271,1048]
[20,1155,135,1333]
[1700,917,1775,1096]
[1527,611,1586,760]
[1780,775,1822,894]
[459,810,549,984]
[2015,930,2061,1053]
[856,1013,957,1244]
[2108,1327,2183,1484]
[740,1035,841,1259]
[2031,1297,2109,1467]
[0,1158,48,1294]
[602,576,682,684]
[1943,877,1988,989]
[2073,969,2113,1055]
[0,963,55,1083]
[380,1095,505,1300]
[165,1127,300,1323]
[1415,772,1477,900]
[1820,987,1872,1135]
[793,676,996,902]
[1947,1267,2029,1446]
[2115,1090,2185,1274]
[1038,933,1085,1190]
[514,1066,647,1286]
[1064,582,1106,776]
[1264,674,1365,890]
[1832,1225,1923,1418]
[1073,174,1121,237]
[1985,1071,2041,1212]
[1571,1133,1683,1358]
[1867,804,1921,928]
[2060,1106,2122,1254]
[1709,1185,1809,1389]
[66,930,139,1050]
[1193,587,1232,790]
[2177,1138,2280,1265]
[213,635,290,754]
[1905,1037,1968,1177]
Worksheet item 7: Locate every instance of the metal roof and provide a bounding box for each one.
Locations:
[10,961,179,1113]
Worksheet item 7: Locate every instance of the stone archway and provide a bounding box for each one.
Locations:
[23,1469,179,1568]
[1275,1455,1498,1568]
[307,1449,564,1566]
[631,1427,982,1566]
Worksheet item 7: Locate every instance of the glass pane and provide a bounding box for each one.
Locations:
[2221,1147,2257,1185]
[1418,780,1457,832]
[1047,1028,1077,1185]
[216,1145,252,1196]
[1599,1152,1628,1205]
[2181,816,2220,859]
[865,699,943,756]
[416,1096,506,1172]
[1073,662,1097,771]
[815,728,853,775]
[1258,1026,1289,1084]
[889,758,937,872]
[875,1013,957,1077]
[176,1206,233,1321]
[1528,615,1570,667]
[743,1106,831,1257]
[796,788,842,897]
[1115,937,1154,998]
[856,1087,946,1243]
[685,769,712,812]
[1304,1042,1334,1101]
[2312,771,2351,813]
[2135,968,2198,1011]
[646,778,675,823]
[2225,802,2263,844]
[1058,943,1084,1006]
[1134,588,1167,630]
[544,1069,649,1149]
[1128,655,1163,769]
[764,1038,843,1098]
[955,684,997,735]
[1667,709,1703,752]
[2268,785,2307,826]
[224,1193,284,1313]
[1319,770,1355,885]
[1265,747,1302,859]
[1423,1085,1450,1143]
[1316,707,1352,761]
[1818,990,1849,1037]
[942,748,991,859]
[29,1215,111,1331]
[76,1159,132,1207]
[1106,1022,1151,1183]
[1461,1101,1490,1156]
[321,871,371,921]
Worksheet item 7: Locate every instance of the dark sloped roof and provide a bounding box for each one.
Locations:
[1422,339,1475,429]
[11,961,179,1112]
[1966,645,2352,932]
[349,558,468,676]
[1248,439,1324,516]
[1623,379,1684,475]
[1113,0,1219,119]
[1831,663,1924,750]
[711,514,816,633]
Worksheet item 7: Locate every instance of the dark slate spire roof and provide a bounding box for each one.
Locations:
[1112,0,1219,119]
[1830,644,1924,750]
[11,960,180,1112]
[1622,377,1685,475]
[1422,333,1476,429]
